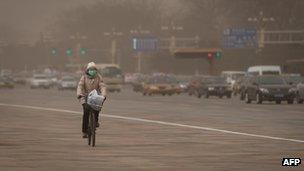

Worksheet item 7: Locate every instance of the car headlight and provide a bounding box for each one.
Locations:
[208,87,214,91]
[288,88,296,93]
[259,88,269,93]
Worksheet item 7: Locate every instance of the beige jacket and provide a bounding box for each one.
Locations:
[77,74,107,104]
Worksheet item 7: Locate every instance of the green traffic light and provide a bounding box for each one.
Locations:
[66,48,73,56]
[79,48,87,56]
[51,48,57,55]
[215,51,221,60]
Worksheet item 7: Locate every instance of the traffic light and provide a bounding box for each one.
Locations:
[207,52,213,60]
[51,48,57,55]
[66,48,73,56]
[207,51,222,61]
[215,51,221,60]
[79,48,87,56]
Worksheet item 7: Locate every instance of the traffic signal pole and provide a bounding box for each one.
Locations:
[208,58,214,75]
[137,52,142,73]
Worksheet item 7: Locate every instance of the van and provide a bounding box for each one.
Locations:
[247,65,281,76]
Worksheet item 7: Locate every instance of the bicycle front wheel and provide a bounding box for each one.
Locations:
[89,111,96,147]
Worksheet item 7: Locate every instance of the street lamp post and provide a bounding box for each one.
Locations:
[161,22,184,51]
[130,26,151,73]
[248,11,275,49]
[104,28,123,65]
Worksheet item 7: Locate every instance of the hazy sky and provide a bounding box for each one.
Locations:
[0,0,98,43]
[0,0,183,43]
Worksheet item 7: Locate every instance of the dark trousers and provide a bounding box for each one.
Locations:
[82,104,99,133]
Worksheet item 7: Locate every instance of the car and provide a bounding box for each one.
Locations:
[142,75,180,96]
[197,76,232,99]
[187,75,205,96]
[47,75,58,88]
[131,74,148,93]
[57,76,77,90]
[244,75,296,104]
[30,74,51,89]
[0,76,15,89]
[295,78,304,104]
[282,74,303,86]
[14,76,27,85]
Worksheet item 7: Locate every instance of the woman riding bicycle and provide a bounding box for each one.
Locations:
[77,62,107,138]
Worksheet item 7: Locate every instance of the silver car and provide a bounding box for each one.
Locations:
[30,74,51,89]
[57,76,77,90]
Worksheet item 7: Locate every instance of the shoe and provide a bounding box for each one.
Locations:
[96,122,100,128]
[82,133,88,138]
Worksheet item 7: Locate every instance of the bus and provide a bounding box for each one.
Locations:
[95,63,124,92]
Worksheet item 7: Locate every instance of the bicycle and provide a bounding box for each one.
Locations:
[87,105,96,147]
[82,90,105,147]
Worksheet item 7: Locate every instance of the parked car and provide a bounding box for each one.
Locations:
[244,75,296,104]
[197,76,232,98]
[30,74,51,89]
[57,76,77,90]
[0,76,15,89]
[295,78,304,104]
[142,75,180,96]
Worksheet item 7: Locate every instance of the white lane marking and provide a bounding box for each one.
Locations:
[243,108,269,112]
[0,103,303,144]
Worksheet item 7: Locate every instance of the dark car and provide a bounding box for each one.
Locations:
[244,75,296,104]
[197,76,232,99]
[0,76,15,89]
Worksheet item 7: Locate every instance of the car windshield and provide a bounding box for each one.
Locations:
[231,73,245,80]
[34,76,46,79]
[258,76,286,85]
[149,76,173,84]
[262,71,280,75]
[99,67,122,77]
[283,76,303,84]
[203,77,226,84]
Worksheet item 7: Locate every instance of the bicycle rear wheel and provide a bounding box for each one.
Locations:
[88,111,96,147]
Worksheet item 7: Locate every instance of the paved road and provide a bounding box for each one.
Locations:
[0,85,303,170]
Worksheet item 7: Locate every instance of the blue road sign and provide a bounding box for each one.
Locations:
[222,28,258,49]
[132,37,158,52]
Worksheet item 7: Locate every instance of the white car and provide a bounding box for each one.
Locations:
[30,74,51,89]
[57,76,77,90]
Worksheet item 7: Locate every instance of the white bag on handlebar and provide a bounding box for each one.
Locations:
[87,89,104,111]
